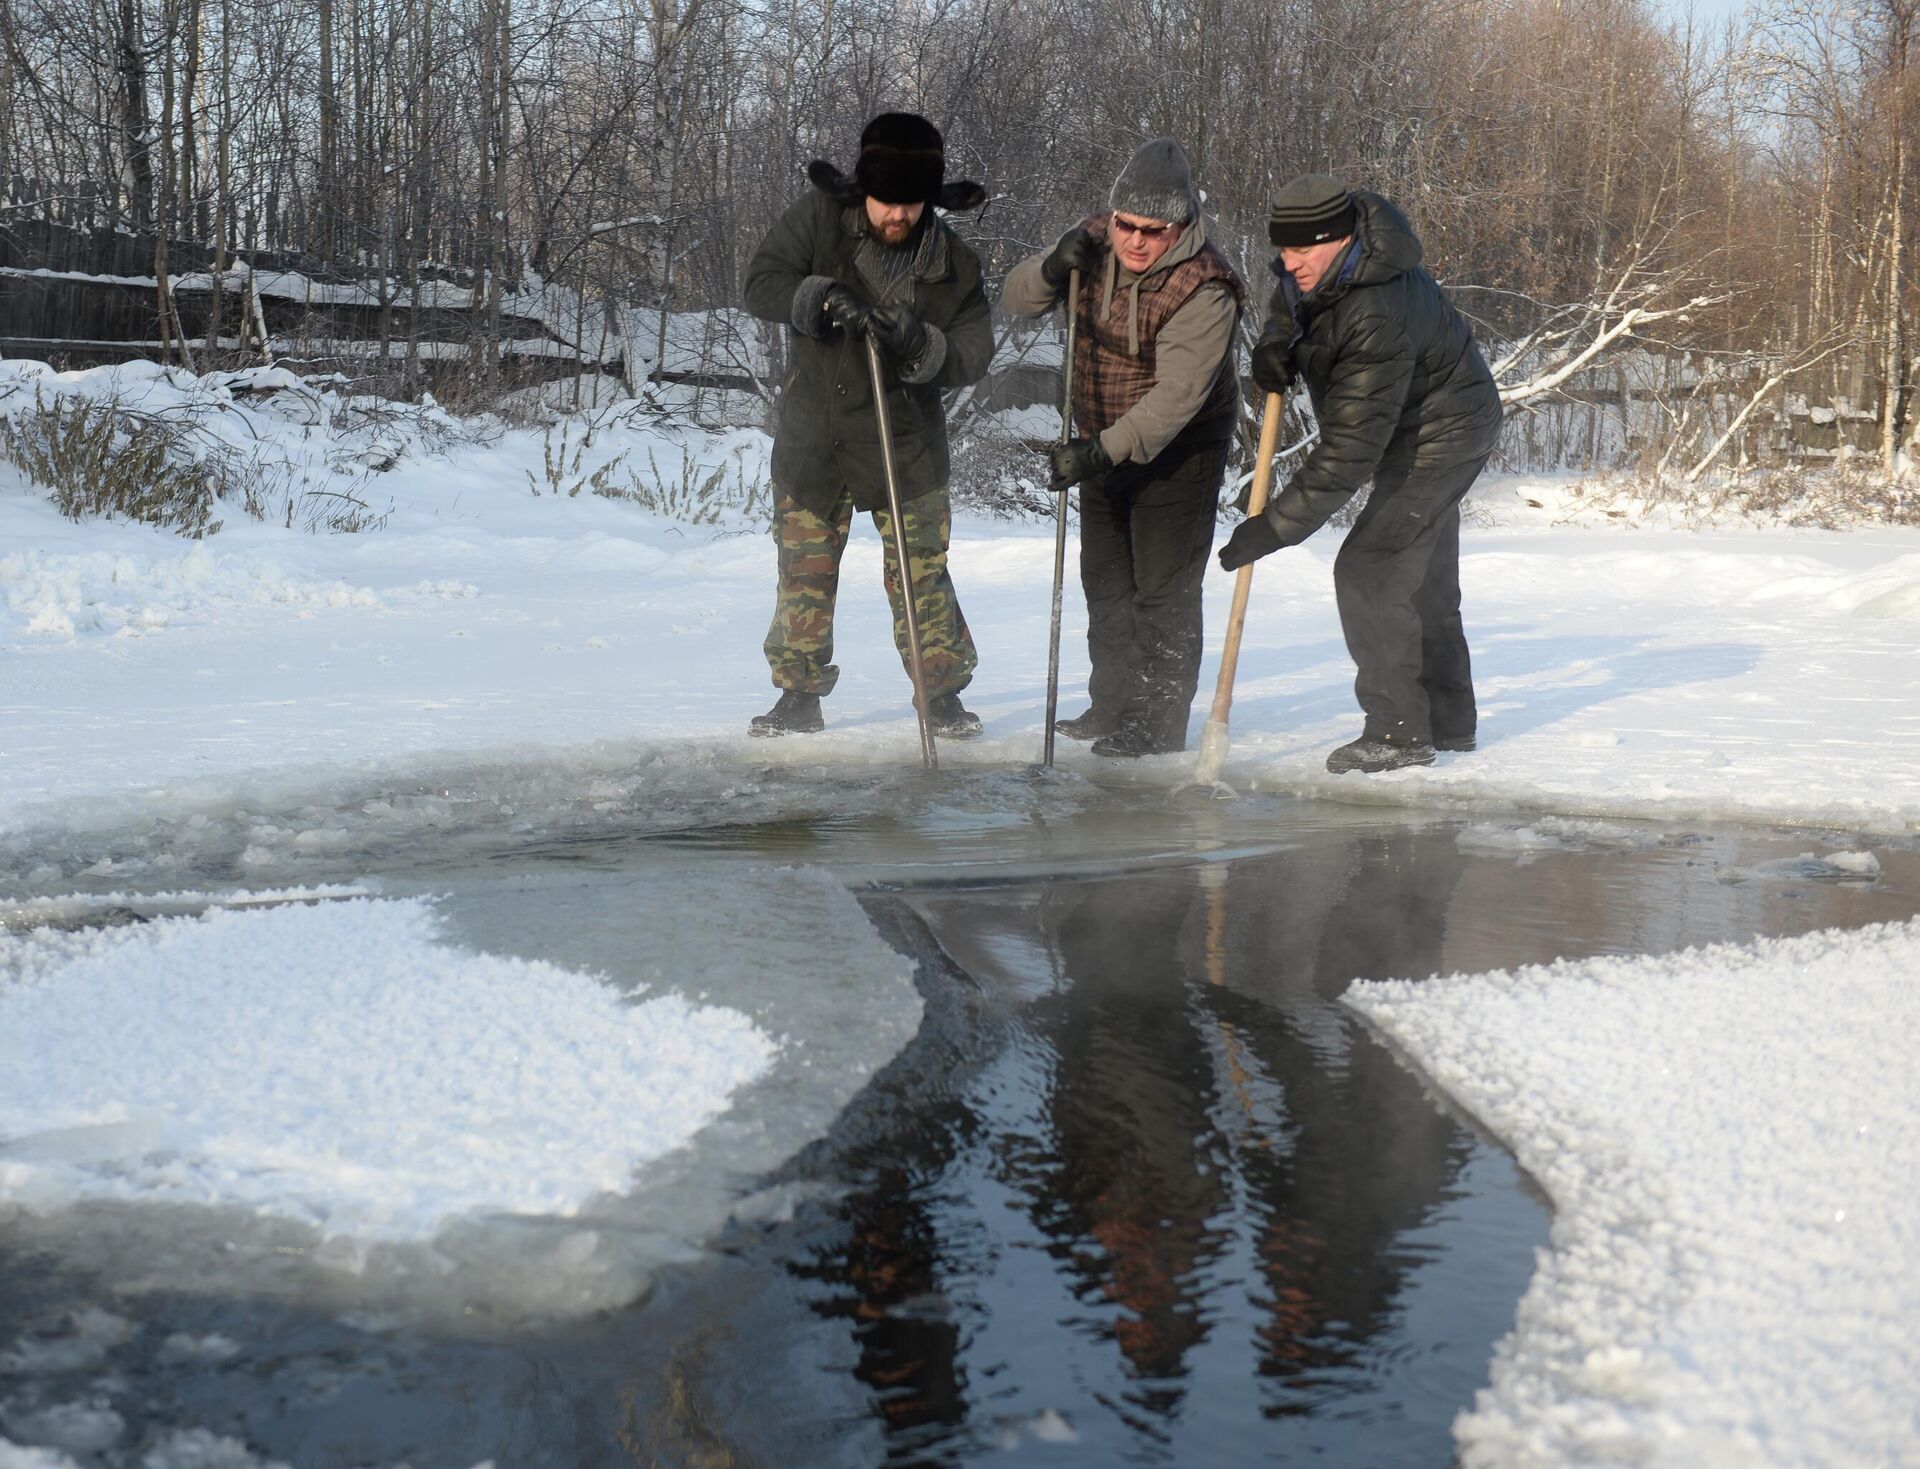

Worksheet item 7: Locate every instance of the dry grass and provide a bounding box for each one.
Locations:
[0,384,390,536]
[0,387,224,537]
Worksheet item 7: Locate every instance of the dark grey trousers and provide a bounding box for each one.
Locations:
[1333,452,1491,745]
[1079,433,1232,751]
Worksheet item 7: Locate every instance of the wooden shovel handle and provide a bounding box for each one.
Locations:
[1206,392,1286,726]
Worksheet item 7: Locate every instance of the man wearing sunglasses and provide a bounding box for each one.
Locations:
[1215,175,1503,773]
[1001,138,1245,759]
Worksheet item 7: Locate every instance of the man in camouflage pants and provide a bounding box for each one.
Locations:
[742,112,993,738]
[766,491,973,716]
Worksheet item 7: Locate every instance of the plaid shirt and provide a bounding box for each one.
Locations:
[1071,213,1245,439]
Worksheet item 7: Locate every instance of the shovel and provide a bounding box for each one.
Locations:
[1041,267,1082,768]
[866,333,938,771]
[1185,390,1285,795]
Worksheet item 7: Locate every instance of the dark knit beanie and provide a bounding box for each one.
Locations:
[1108,138,1200,225]
[855,112,946,205]
[1268,175,1357,248]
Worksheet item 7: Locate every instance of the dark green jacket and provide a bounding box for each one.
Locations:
[743,187,993,515]
[1259,192,1503,546]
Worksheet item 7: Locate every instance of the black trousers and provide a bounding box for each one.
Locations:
[1333,451,1490,745]
[1079,432,1232,751]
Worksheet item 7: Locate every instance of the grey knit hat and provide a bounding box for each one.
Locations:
[1108,138,1200,225]
[1268,174,1356,248]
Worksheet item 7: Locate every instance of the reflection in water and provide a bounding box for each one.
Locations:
[5,792,1912,1469]
[802,830,1528,1465]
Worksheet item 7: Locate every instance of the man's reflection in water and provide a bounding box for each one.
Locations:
[1038,861,1234,1399]
[1206,833,1465,1398]
[798,826,1472,1453]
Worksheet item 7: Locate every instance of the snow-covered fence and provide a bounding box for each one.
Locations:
[1493,346,1885,474]
[1,178,579,388]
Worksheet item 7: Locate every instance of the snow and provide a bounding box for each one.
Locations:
[5,358,1920,844]
[0,1441,85,1469]
[4,355,1920,1453]
[0,1400,122,1455]
[1345,920,1920,1469]
[0,897,775,1239]
[1455,815,1667,858]
[0,1311,132,1376]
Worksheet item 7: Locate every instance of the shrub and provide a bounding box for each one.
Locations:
[0,387,223,537]
[615,448,765,524]
[525,418,631,499]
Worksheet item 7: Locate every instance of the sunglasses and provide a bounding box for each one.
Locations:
[1111,214,1177,241]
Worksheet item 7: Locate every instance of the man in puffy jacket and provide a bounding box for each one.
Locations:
[1218,175,1503,774]
[1001,139,1244,758]
[741,113,992,739]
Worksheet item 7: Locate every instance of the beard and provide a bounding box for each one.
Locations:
[868,215,916,247]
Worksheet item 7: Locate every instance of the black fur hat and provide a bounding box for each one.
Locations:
[807,112,986,212]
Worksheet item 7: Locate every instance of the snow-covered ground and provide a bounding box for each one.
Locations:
[4,363,1919,840]
[0,898,775,1236]
[3,359,1918,1467]
[1349,920,1920,1469]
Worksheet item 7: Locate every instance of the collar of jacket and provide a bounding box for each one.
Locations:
[837,205,953,284]
[1274,191,1426,316]
[1098,210,1212,357]
[1278,236,1362,323]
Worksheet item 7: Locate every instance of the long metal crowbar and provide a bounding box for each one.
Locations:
[866,333,938,771]
[1041,266,1082,767]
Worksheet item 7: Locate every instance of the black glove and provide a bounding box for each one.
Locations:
[1040,226,1102,289]
[1218,515,1283,571]
[1248,324,1297,395]
[865,303,930,365]
[1048,436,1112,491]
[821,284,875,339]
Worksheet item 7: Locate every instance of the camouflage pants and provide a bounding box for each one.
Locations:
[764,484,977,698]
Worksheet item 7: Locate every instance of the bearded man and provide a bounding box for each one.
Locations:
[742,113,992,738]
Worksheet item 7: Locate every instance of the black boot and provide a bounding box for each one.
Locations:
[749,689,824,737]
[1091,720,1176,759]
[1433,732,1476,753]
[1053,706,1119,741]
[1325,734,1436,774]
[927,692,983,739]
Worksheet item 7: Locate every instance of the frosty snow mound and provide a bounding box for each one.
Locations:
[0,897,774,1239]
[1346,920,1920,1469]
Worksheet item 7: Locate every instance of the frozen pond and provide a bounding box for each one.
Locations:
[3,759,1916,1467]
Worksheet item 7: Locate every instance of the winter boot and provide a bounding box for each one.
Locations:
[1091,720,1175,759]
[749,689,824,737]
[1433,733,1477,753]
[1053,706,1120,742]
[927,692,983,739]
[1325,734,1436,774]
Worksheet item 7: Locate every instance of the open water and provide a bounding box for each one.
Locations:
[2,760,1915,1467]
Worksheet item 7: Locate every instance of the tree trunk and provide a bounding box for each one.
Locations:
[117,0,153,228]
[1884,124,1905,471]
[207,0,232,359]
[318,0,337,260]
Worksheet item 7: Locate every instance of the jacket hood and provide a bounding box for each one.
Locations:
[1098,211,1219,356]
[1269,190,1424,305]
[805,159,987,214]
[1348,191,1423,283]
